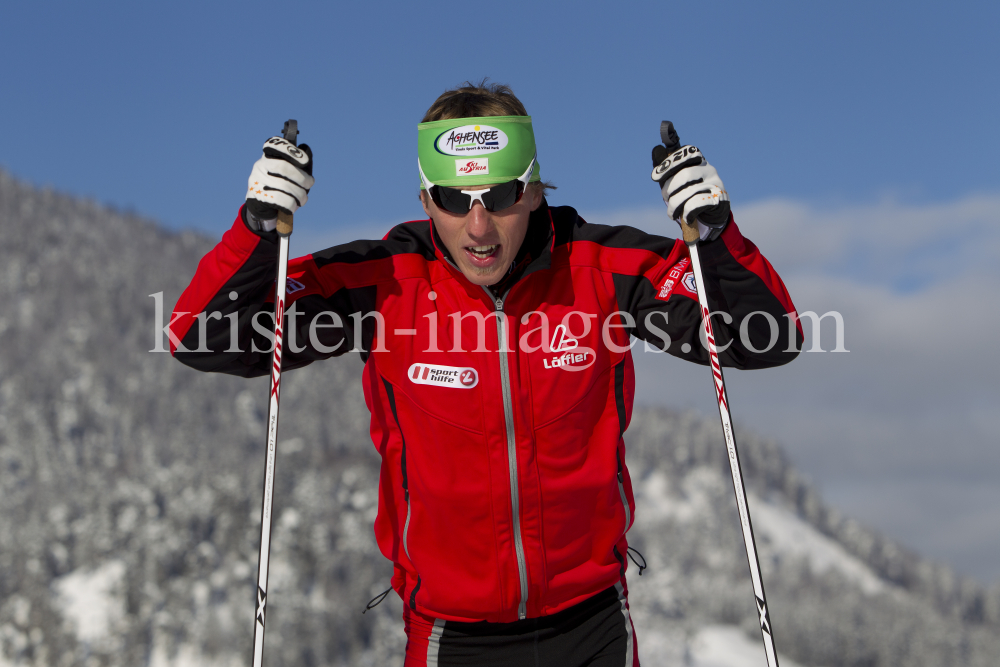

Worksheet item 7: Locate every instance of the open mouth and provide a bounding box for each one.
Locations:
[466,244,499,259]
[464,244,501,267]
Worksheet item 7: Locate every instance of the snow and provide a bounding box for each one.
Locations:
[633,623,809,667]
[637,468,722,523]
[148,640,244,667]
[634,468,888,595]
[749,497,886,595]
[52,559,126,644]
[689,625,807,667]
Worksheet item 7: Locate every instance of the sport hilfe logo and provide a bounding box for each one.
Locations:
[542,324,594,371]
[409,363,479,388]
[456,158,489,176]
[435,125,509,156]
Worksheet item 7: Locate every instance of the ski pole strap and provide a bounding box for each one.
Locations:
[282,119,298,145]
[362,586,393,614]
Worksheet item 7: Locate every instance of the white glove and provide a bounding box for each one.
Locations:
[651,144,730,241]
[245,137,314,230]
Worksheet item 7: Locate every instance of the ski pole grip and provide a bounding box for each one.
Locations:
[276,119,299,237]
[680,219,701,243]
[276,210,293,236]
[661,121,703,244]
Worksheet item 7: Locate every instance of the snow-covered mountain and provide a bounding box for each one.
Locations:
[623,410,1000,666]
[0,171,997,666]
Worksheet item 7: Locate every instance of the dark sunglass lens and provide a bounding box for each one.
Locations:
[481,181,525,212]
[435,186,472,215]
[432,186,472,214]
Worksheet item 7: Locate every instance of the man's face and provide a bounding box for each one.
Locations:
[421,184,543,286]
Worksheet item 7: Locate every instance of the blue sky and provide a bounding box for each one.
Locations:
[3,1,999,582]
[3,2,996,234]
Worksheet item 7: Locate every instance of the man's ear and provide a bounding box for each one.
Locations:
[419,190,434,219]
[528,184,544,212]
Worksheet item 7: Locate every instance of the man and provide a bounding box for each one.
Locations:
[171,81,801,666]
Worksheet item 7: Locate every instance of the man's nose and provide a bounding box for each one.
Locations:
[465,201,492,238]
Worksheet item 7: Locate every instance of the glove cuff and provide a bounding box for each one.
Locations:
[243,202,279,234]
[698,217,728,242]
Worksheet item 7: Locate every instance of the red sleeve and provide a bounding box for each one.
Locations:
[169,209,437,377]
[170,208,270,354]
[562,210,802,369]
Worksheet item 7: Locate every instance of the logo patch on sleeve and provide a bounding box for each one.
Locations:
[654,258,691,301]
[682,272,697,293]
[409,363,479,388]
[657,279,675,299]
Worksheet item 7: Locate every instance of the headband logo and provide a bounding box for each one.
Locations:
[435,125,509,156]
[456,158,489,176]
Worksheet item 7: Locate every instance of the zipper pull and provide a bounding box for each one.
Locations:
[495,298,503,312]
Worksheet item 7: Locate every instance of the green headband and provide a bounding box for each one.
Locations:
[418,115,541,188]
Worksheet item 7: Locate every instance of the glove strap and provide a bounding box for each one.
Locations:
[651,145,704,182]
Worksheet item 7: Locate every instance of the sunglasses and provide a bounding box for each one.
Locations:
[419,155,536,215]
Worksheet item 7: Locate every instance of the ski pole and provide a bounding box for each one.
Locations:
[660,121,780,667]
[252,119,299,667]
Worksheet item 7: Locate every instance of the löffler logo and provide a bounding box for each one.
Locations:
[542,324,595,371]
[409,363,479,388]
[456,158,489,176]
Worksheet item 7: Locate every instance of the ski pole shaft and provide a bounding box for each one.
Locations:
[252,119,298,667]
[663,121,780,667]
[687,240,780,667]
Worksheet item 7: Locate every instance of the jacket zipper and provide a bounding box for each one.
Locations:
[486,287,530,620]
[613,362,631,537]
[381,378,419,608]
[403,462,413,563]
[400,425,421,609]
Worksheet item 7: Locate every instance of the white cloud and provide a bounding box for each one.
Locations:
[594,194,1000,287]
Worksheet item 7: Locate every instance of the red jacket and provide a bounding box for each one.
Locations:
[171,201,800,623]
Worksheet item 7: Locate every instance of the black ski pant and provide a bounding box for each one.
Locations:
[403,582,638,667]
